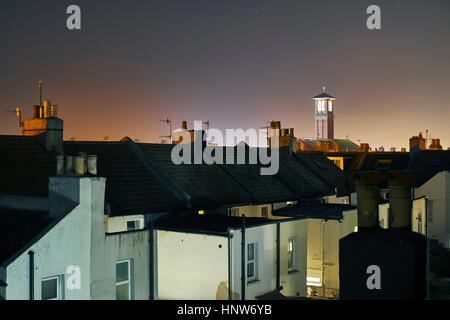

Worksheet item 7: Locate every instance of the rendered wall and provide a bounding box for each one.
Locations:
[156,230,229,300]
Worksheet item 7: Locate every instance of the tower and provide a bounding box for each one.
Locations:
[313,87,335,139]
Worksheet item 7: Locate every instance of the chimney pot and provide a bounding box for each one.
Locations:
[181,121,187,130]
[65,156,74,174]
[56,155,65,175]
[74,155,85,175]
[87,155,98,176]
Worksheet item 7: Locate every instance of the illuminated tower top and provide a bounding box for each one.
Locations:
[313,87,335,139]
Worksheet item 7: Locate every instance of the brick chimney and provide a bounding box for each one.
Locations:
[22,99,63,155]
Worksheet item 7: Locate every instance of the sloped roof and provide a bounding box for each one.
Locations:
[0,209,52,265]
[64,141,186,215]
[272,200,355,220]
[216,146,298,204]
[137,143,251,209]
[334,139,360,152]
[0,135,55,197]
[407,148,450,187]
[313,92,335,99]
[1,135,350,216]
[294,152,349,196]
[276,149,334,198]
[155,214,273,235]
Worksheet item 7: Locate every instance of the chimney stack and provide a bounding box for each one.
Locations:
[351,171,383,229]
[181,121,187,130]
[386,171,416,229]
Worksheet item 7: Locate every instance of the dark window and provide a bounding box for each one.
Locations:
[41,277,59,300]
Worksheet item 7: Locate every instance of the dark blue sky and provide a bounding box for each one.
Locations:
[1,0,449,149]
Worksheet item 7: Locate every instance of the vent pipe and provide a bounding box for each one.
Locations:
[351,171,383,229]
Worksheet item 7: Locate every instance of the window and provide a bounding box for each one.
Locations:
[127,220,140,231]
[231,208,239,216]
[41,276,61,300]
[288,237,297,272]
[247,243,258,282]
[261,207,269,218]
[328,100,333,112]
[116,260,131,300]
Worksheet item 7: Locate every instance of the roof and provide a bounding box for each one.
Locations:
[272,200,355,220]
[256,290,289,300]
[0,135,56,197]
[276,150,334,198]
[407,148,450,187]
[334,139,360,152]
[1,135,351,216]
[155,214,273,235]
[313,92,335,99]
[0,208,52,265]
[294,152,350,196]
[137,143,250,209]
[300,138,360,152]
[64,141,186,215]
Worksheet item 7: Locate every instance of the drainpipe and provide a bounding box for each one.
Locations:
[149,220,154,300]
[241,215,246,300]
[321,221,326,296]
[28,251,34,300]
[386,171,416,230]
[276,222,280,291]
[351,171,384,230]
[227,228,234,300]
[425,197,430,300]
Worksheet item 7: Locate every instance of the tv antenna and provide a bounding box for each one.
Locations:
[38,80,43,107]
[6,107,23,127]
[260,121,272,146]
[159,118,172,142]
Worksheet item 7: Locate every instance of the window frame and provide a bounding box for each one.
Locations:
[116,259,131,300]
[247,242,258,283]
[126,220,141,231]
[41,275,61,300]
[287,237,298,272]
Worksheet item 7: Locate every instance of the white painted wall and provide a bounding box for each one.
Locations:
[106,215,145,233]
[103,230,150,300]
[278,219,307,297]
[3,177,103,300]
[306,209,357,298]
[231,224,275,300]
[379,203,390,229]
[415,171,450,248]
[156,231,229,300]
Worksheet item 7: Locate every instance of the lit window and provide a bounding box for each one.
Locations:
[288,237,297,271]
[41,276,61,300]
[354,226,358,232]
[328,100,333,112]
[127,220,140,231]
[198,210,205,215]
[116,260,131,300]
[247,243,258,282]
[307,276,321,287]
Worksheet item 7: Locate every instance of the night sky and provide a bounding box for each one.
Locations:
[1,0,449,149]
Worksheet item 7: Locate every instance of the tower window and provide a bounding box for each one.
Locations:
[328,100,333,112]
